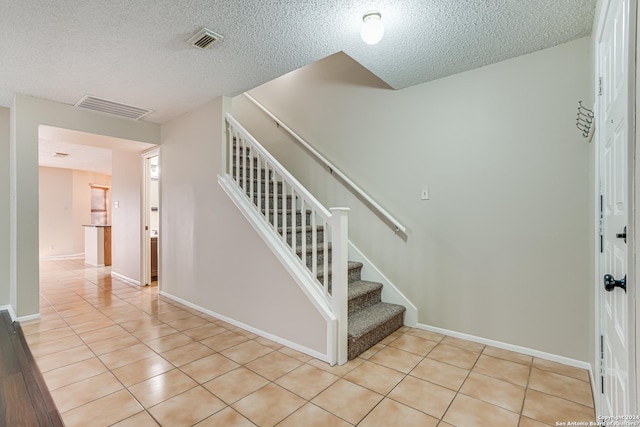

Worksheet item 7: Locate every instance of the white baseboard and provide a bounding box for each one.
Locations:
[1,305,42,323]
[0,305,16,321]
[16,313,41,323]
[160,290,332,364]
[39,253,84,260]
[111,271,141,287]
[416,323,593,372]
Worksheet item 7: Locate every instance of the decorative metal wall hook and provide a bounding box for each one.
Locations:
[576,101,594,141]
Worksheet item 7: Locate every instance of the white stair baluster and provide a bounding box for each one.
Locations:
[291,190,297,255]
[323,219,329,295]
[311,211,317,279]
[301,199,306,267]
[280,182,286,240]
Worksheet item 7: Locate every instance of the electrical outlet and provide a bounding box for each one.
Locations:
[421,187,429,200]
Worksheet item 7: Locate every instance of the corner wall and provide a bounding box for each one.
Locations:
[233,38,593,361]
[0,107,9,307]
[111,150,142,282]
[10,94,159,317]
[160,97,328,355]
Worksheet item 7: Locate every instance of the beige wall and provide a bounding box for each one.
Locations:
[160,97,328,354]
[10,94,159,317]
[38,167,112,257]
[111,150,142,282]
[232,38,593,361]
[0,107,9,306]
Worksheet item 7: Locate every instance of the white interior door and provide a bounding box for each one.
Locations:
[597,0,634,416]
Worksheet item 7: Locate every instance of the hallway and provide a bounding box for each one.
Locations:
[19,259,596,426]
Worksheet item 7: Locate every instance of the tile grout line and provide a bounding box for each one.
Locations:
[37,265,159,423]
[34,259,596,427]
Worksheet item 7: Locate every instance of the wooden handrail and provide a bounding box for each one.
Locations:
[243,93,407,235]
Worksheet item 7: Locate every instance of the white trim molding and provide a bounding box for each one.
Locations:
[16,313,41,323]
[417,322,592,369]
[39,253,84,260]
[160,291,332,364]
[417,323,594,378]
[110,271,141,287]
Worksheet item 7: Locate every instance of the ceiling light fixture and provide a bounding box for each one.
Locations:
[361,11,384,45]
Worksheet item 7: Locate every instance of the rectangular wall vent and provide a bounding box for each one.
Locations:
[188,28,223,49]
[75,95,153,120]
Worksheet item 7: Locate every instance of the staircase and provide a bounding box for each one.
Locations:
[231,143,405,360]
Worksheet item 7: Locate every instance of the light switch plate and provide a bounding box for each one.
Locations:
[421,187,429,200]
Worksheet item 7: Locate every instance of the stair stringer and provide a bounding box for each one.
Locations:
[348,242,418,327]
[218,174,339,365]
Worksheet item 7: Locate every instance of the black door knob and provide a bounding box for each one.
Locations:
[616,226,627,243]
[604,274,626,293]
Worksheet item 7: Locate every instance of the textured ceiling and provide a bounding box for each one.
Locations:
[0,0,596,124]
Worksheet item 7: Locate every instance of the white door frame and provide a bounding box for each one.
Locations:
[594,0,638,415]
[634,0,640,406]
[141,147,160,287]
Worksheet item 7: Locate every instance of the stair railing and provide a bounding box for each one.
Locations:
[223,114,349,365]
[243,93,406,235]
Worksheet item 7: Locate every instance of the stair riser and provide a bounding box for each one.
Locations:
[317,264,362,287]
[348,287,382,315]
[347,312,404,360]
[298,248,331,269]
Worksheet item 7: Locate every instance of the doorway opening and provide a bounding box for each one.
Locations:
[142,149,160,286]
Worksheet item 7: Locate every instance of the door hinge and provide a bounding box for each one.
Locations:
[598,77,603,96]
[600,334,605,394]
[600,334,604,359]
[599,195,603,217]
[599,195,604,253]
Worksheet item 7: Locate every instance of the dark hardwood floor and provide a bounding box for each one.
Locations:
[0,310,64,427]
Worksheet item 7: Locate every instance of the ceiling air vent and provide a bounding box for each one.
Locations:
[51,152,69,158]
[188,27,223,49]
[74,95,153,120]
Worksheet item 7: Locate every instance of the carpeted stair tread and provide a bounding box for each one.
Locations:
[348,280,383,314]
[317,261,362,283]
[348,280,382,299]
[348,302,405,339]
[316,261,363,279]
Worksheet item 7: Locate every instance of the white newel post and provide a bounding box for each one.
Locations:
[330,207,349,365]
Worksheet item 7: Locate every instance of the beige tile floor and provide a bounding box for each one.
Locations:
[23,258,596,426]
